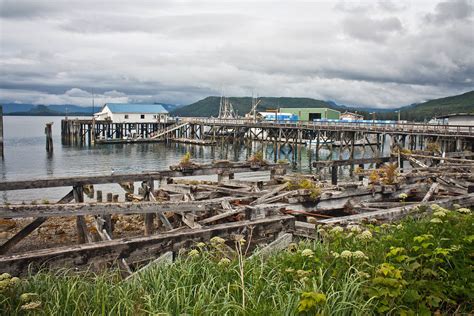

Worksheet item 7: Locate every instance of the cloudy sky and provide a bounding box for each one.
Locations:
[0,0,473,108]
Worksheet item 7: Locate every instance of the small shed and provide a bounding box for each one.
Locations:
[340,111,364,121]
[279,108,340,121]
[94,103,169,123]
[435,113,474,126]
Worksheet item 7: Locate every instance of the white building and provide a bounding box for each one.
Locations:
[340,111,364,121]
[435,113,474,126]
[94,103,169,123]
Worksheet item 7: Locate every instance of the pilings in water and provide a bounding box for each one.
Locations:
[0,106,3,158]
[61,119,173,146]
[45,122,53,153]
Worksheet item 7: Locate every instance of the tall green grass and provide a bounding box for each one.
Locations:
[1,205,472,315]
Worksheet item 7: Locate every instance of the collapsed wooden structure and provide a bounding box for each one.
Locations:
[1,152,474,276]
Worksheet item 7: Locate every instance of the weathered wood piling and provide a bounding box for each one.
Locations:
[45,122,53,153]
[0,105,3,158]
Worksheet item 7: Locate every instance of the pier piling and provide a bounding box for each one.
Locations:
[0,106,3,158]
[45,122,53,153]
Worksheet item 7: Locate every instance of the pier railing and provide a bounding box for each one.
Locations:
[184,118,474,137]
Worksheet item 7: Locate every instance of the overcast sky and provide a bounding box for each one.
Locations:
[0,0,473,108]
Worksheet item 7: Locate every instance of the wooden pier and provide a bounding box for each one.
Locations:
[62,118,474,153]
[1,153,474,275]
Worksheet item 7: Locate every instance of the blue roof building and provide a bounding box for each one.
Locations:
[95,103,169,123]
[104,103,168,114]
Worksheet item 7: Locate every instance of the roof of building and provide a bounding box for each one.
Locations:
[435,112,474,119]
[341,111,363,117]
[279,107,341,113]
[104,103,169,114]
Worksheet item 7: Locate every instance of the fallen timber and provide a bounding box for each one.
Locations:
[0,216,295,276]
[2,153,474,276]
[0,161,285,191]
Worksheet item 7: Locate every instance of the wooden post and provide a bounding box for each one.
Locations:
[45,122,53,153]
[144,180,154,235]
[358,163,364,181]
[0,105,3,158]
[73,186,90,244]
[331,166,338,185]
[91,118,96,145]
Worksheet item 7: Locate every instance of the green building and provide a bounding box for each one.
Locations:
[279,108,340,121]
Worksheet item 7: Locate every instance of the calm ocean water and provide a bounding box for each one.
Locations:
[1,116,332,203]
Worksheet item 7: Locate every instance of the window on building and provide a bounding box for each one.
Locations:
[124,114,129,119]
[153,115,157,119]
[141,114,145,119]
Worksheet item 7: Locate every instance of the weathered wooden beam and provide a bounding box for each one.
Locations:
[421,183,439,202]
[0,196,253,219]
[319,193,474,225]
[312,156,392,168]
[93,217,132,277]
[0,215,295,276]
[124,251,173,281]
[250,182,289,206]
[249,233,293,259]
[0,190,75,255]
[0,163,283,191]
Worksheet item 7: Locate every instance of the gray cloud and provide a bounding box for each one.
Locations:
[342,16,403,42]
[0,0,473,108]
[425,0,473,24]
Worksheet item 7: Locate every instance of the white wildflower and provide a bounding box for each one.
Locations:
[210,236,225,245]
[330,226,344,234]
[20,301,41,311]
[358,230,373,241]
[218,258,231,266]
[352,250,368,260]
[457,208,471,214]
[452,204,461,210]
[331,251,340,258]
[188,249,199,257]
[0,273,11,281]
[301,249,314,258]
[430,204,440,211]
[348,225,362,233]
[340,250,352,259]
[433,210,447,218]
[430,218,443,223]
[196,242,206,248]
[398,193,408,200]
[296,270,310,277]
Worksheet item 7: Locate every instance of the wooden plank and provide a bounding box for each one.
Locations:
[0,196,254,219]
[319,193,474,225]
[125,251,173,281]
[93,217,132,277]
[0,163,282,191]
[0,215,295,276]
[149,191,173,230]
[249,233,292,258]
[312,156,392,168]
[73,186,91,244]
[422,183,439,202]
[0,190,75,255]
[250,182,289,205]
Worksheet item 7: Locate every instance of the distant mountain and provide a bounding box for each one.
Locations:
[172,96,347,117]
[172,91,474,121]
[0,103,36,113]
[397,90,474,121]
[4,104,94,116]
[1,102,181,116]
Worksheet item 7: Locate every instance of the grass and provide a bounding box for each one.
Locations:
[1,206,473,315]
